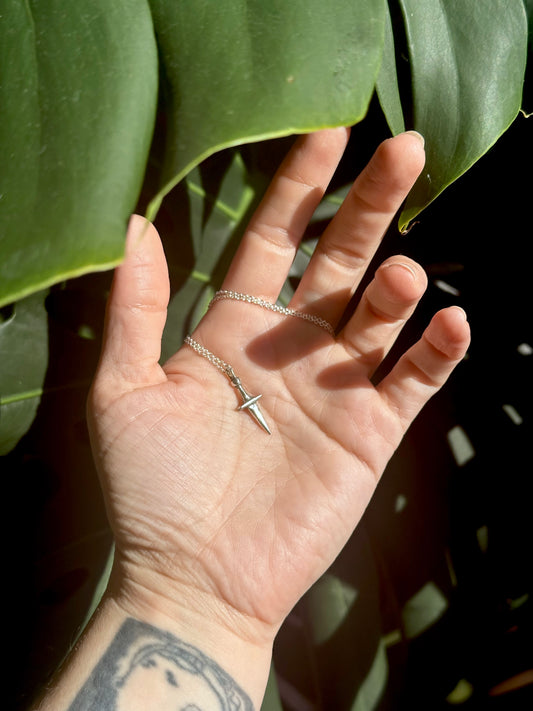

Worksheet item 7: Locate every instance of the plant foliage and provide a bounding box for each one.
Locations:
[0,1,528,447]
[2,4,531,709]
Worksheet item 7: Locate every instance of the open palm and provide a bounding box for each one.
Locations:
[88,129,470,643]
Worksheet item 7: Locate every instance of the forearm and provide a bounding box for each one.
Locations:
[34,586,272,711]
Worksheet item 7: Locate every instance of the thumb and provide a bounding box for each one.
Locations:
[96,215,169,395]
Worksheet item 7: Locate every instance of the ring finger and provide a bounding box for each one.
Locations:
[339,256,428,375]
[290,131,425,327]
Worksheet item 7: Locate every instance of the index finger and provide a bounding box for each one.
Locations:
[221,127,350,300]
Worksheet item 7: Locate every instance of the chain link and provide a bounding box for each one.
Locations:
[209,290,335,336]
[184,335,231,375]
[185,290,334,379]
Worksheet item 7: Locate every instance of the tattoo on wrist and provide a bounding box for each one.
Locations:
[68,618,254,710]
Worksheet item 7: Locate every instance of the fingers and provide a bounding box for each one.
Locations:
[339,256,428,374]
[378,306,470,430]
[96,215,169,393]
[291,131,425,325]
[221,127,350,299]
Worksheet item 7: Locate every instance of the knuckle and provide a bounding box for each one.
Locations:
[245,224,298,254]
[315,236,368,272]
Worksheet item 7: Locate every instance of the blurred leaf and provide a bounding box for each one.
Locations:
[161,151,258,360]
[401,581,448,639]
[307,573,359,646]
[446,679,474,705]
[376,2,406,136]
[351,639,389,711]
[0,0,158,307]
[304,535,388,710]
[398,0,528,230]
[261,664,284,711]
[146,0,386,218]
[0,292,48,454]
[279,183,351,305]
[309,184,351,224]
[75,544,115,645]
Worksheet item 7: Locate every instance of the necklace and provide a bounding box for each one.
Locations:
[184,291,334,434]
[210,290,335,336]
[184,335,271,434]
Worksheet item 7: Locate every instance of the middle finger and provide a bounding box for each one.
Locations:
[290,131,425,327]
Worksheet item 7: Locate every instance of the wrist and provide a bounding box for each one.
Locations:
[104,560,275,707]
[37,581,272,710]
[108,555,278,647]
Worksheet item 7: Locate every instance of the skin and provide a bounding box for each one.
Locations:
[35,129,470,710]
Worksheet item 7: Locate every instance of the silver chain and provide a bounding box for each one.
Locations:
[209,290,335,336]
[184,291,334,435]
[184,334,272,433]
[184,335,232,376]
[185,290,334,372]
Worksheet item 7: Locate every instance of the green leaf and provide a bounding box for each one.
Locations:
[0,0,158,307]
[307,573,359,646]
[376,2,406,136]
[261,664,284,711]
[0,293,48,454]
[158,148,353,361]
[398,0,528,231]
[160,150,259,361]
[401,581,448,639]
[525,0,533,50]
[146,0,386,218]
[350,639,389,711]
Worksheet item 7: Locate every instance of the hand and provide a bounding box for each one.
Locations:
[88,129,470,649]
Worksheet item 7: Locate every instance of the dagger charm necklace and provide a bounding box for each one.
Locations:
[184,336,271,435]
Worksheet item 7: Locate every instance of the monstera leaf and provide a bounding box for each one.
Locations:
[3,0,526,308]
[0,0,158,307]
[0,295,48,454]
[0,0,385,309]
[145,0,386,218]
[398,0,528,230]
[0,0,528,449]
[2,5,531,707]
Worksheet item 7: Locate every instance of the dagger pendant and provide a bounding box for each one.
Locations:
[225,366,271,435]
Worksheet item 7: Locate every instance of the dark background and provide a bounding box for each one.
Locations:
[4,88,532,710]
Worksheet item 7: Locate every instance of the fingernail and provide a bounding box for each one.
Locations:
[452,305,468,321]
[382,261,417,281]
[126,215,151,252]
[404,130,425,147]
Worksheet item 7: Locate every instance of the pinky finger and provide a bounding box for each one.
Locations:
[378,306,470,430]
